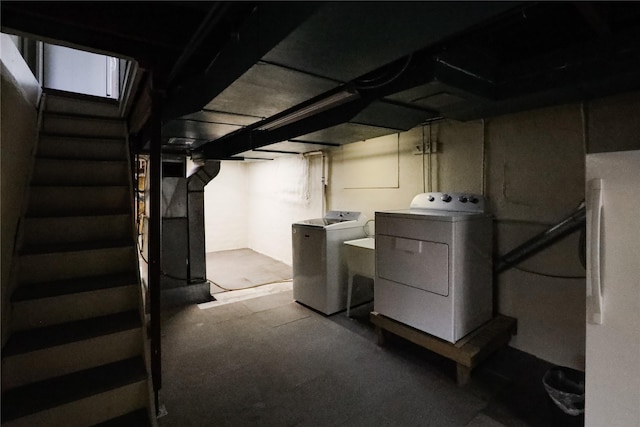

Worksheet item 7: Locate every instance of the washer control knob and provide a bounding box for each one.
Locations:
[441,194,452,203]
[468,196,479,204]
[427,195,435,202]
[458,196,468,203]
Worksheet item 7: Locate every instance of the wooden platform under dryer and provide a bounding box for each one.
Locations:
[370,312,518,385]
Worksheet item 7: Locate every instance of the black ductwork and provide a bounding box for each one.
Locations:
[495,203,586,274]
[196,1,640,158]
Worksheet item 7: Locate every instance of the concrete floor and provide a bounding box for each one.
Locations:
[158,287,560,427]
[157,249,566,426]
[206,249,292,293]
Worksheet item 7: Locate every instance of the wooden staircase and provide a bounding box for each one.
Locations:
[1,91,154,427]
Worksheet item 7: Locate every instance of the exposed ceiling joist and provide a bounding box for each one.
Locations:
[4,1,640,161]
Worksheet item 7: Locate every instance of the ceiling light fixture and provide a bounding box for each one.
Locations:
[257,89,360,131]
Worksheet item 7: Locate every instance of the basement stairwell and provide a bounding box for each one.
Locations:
[1,91,155,426]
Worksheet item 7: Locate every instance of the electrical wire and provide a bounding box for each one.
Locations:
[513,265,586,280]
[159,271,293,291]
[210,278,293,292]
[137,240,149,265]
[494,218,561,227]
[354,54,413,90]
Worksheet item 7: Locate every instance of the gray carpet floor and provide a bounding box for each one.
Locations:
[158,289,558,427]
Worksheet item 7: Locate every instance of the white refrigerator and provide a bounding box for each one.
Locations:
[585,149,640,427]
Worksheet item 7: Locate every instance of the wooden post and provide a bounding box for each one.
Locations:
[148,71,163,411]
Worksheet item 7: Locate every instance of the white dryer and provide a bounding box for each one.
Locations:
[375,193,493,343]
[292,211,368,315]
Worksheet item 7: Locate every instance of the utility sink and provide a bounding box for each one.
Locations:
[344,237,375,317]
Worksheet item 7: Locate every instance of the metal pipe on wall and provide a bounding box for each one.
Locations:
[303,150,326,214]
[481,118,487,196]
[428,124,433,192]
[421,126,426,193]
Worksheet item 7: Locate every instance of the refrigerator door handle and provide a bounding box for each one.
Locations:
[588,178,604,324]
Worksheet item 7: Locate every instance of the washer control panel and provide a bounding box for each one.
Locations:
[410,192,486,212]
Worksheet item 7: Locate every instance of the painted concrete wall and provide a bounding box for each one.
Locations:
[486,105,586,369]
[326,103,590,369]
[328,131,424,222]
[204,154,324,264]
[246,154,323,264]
[1,34,41,345]
[202,90,637,369]
[204,161,249,252]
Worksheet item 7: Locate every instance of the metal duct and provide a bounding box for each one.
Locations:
[187,160,221,290]
[187,159,221,191]
[495,203,586,274]
[161,159,221,306]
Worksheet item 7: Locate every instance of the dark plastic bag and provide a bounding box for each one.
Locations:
[543,366,585,416]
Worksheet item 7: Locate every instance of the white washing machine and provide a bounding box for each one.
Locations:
[292,211,368,315]
[375,192,493,343]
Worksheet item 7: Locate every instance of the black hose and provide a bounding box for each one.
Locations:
[495,202,586,274]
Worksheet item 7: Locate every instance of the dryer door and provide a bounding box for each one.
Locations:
[377,234,449,296]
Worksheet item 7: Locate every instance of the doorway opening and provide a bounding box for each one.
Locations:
[202,155,325,304]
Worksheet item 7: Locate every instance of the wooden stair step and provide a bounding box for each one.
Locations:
[37,134,127,161]
[32,158,129,186]
[1,357,147,423]
[3,310,141,357]
[41,113,126,138]
[28,183,129,188]
[45,89,121,119]
[12,272,138,302]
[2,312,144,390]
[11,272,140,333]
[17,246,137,287]
[90,409,151,427]
[27,185,130,217]
[20,239,133,256]
[21,214,132,247]
[25,207,131,218]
